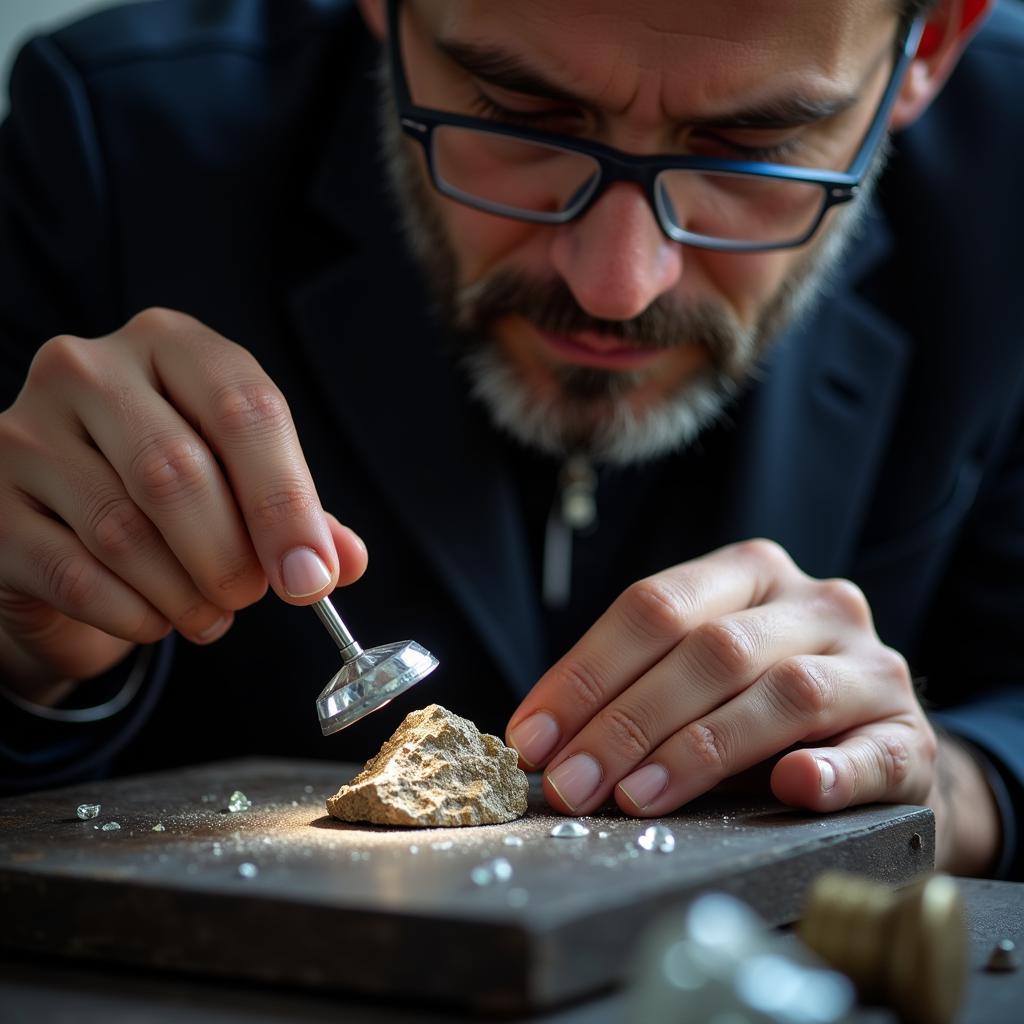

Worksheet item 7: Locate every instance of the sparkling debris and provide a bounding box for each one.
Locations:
[502,836,524,847]
[986,939,1019,972]
[100,822,121,832]
[637,825,676,853]
[227,790,252,813]
[77,804,101,820]
[550,821,590,839]
[431,840,454,851]
[470,857,514,886]
[152,823,165,832]
[237,862,259,879]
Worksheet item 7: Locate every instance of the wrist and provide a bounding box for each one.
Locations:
[929,732,1003,876]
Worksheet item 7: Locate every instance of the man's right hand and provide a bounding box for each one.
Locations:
[0,308,367,698]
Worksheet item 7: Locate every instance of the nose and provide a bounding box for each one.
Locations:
[548,183,683,321]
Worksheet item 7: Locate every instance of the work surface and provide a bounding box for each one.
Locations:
[0,756,937,1014]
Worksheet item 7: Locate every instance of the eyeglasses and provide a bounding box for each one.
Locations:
[387,1,923,253]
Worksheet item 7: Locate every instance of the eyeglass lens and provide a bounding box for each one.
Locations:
[431,125,828,246]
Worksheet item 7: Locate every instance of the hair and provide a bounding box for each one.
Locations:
[898,0,940,25]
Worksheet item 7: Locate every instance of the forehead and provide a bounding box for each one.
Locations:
[412,0,897,116]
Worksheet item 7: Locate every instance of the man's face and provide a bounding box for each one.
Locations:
[383,0,902,463]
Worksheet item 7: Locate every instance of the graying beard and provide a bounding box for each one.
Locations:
[374,52,890,465]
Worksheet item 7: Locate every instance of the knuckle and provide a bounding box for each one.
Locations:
[620,577,696,642]
[679,720,729,774]
[131,434,209,508]
[689,619,758,679]
[867,734,912,791]
[209,381,291,442]
[737,537,791,573]
[877,645,912,686]
[770,656,836,721]
[816,577,872,627]
[552,659,606,716]
[38,545,101,612]
[127,306,197,336]
[86,494,152,559]
[597,703,657,762]
[27,333,94,389]
[249,483,319,530]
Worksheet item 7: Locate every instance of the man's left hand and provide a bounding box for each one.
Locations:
[507,539,939,822]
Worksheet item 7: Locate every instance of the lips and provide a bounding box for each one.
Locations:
[535,327,668,370]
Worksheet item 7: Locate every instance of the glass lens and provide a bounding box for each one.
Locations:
[432,125,600,219]
[657,169,827,245]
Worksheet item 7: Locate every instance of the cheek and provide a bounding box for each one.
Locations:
[437,199,549,284]
[695,250,799,324]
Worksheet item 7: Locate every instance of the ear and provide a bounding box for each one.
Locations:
[357,0,387,41]
[889,0,993,129]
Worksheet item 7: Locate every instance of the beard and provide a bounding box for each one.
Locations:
[377,59,888,466]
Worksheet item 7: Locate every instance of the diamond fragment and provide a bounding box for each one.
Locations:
[637,825,675,852]
[502,836,524,847]
[238,862,259,879]
[77,804,100,820]
[152,823,165,832]
[227,790,252,813]
[550,821,590,838]
[101,822,121,832]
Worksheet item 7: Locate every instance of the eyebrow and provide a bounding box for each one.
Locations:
[436,40,859,130]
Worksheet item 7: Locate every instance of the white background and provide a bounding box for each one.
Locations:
[0,0,121,121]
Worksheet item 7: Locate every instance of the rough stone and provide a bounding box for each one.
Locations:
[326,705,528,827]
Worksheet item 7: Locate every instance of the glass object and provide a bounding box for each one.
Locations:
[637,825,676,853]
[100,822,121,831]
[313,597,439,736]
[77,804,100,820]
[227,791,252,813]
[388,0,925,252]
[550,821,590,838]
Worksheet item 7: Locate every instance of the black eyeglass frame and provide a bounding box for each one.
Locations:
[387,0,924,253]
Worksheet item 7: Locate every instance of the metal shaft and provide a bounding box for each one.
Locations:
[312,597,363,662]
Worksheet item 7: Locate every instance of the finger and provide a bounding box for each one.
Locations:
[11,431,240,644]
[770,720,935,811]
[613,650,902,816]
[140,312,339,604]
[507,539,797,768]
[539,597,849,814]
[65,358,269,612]
[326,514,368,587]
[0,493,173,652]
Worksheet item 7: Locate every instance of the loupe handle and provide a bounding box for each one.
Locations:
[313,597,364,663]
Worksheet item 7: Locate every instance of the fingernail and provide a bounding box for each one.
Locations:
[617,763,669,810]
[508,711,560,767]
[281,547,332,597]
[196,614,232,643]
[547,753,603,812]
[817,757,836,793]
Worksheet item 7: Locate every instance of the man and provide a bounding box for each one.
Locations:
[0,0,1021,879]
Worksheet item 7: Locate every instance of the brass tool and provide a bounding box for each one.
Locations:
[799,872,967,1024]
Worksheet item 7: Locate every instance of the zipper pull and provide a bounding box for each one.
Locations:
[543,456,597,609]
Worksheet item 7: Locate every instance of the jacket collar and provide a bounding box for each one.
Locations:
[289,27,910,690]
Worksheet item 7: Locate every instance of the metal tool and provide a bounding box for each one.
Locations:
[312,596,438,735]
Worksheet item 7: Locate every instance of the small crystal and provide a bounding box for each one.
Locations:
[550,821,590,838]
[77,803,101,820]
[471,857,514,886]
[409,845,419,854]
[986,939,1019,972]
[502,836,524,847]
[152,823,165,832]
[238,862,259,879]
[101,822,121,832]
[598,831,610,838]
[637,825,676,852]
[227,790,252,813]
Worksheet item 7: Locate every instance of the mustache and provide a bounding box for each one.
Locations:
[452,270,750,372]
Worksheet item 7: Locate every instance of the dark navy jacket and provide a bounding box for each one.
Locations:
[1,1,1023,877]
